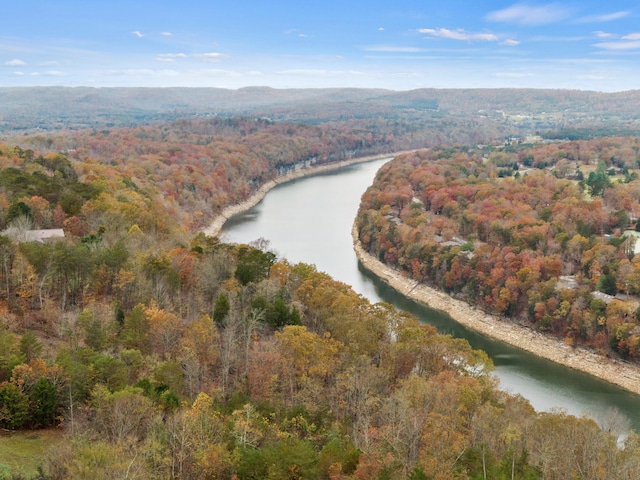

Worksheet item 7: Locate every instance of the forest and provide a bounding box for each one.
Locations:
[356,137,640,363]
[4,87,640,135]
[1,107,640,478]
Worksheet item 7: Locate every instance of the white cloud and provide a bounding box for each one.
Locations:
[156,52,228,63]
[486,3,572,26]
[156,53,188,62]
[30,70,66,77]
[107,69,180,77]
[594,40,640,51]
[594,31,616,39]
[12,71,24,76]
[132,31,144,38]
[193,53,227,62]
[419,28,499,42]
[379,27,385,31]
[5,59,26,67]
[284,29,310,37]
[161,32,173,36]
[576,11,630,23]
[593,32,640,51]
[501,39,521,46]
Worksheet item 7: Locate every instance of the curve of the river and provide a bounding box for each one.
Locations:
[219,157,640,433]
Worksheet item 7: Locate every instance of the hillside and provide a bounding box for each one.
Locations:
[356,138,640,367]
[3,87,640,136]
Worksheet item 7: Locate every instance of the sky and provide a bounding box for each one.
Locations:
[2,1,640,91]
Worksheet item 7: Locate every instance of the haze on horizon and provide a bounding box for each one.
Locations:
[2,0,640,92]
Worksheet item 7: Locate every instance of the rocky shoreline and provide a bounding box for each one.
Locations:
[352,224,640,396]
[203,152,404,238]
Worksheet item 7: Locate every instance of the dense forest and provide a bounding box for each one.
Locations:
[1,97,640,478]
[356,137,640,363]
[0,140,640,479]
[7,115,516,232]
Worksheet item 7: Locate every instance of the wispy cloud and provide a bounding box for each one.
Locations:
[594,40,640,51]
[132,31,144,38]
[419,28,499,42]
[594,32,640,51]
[501,39,521,46]
[156,52,228,63]
[486,3,572,26]
[156,53,188,62]
[594,31,616,39]
[284,29,311,38]
[576,11,629,23]
[4,59,26,67]
[107,69,180,77]
[30,70,66,77]
[161,32,173,36]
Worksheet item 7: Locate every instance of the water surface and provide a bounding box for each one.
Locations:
[222,158,640,432]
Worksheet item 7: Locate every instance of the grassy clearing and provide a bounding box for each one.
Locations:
[0,429,64,479]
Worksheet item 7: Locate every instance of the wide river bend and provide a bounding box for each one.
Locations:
[219,157,640,432]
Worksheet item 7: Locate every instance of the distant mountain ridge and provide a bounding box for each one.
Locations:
[1,86,640,134]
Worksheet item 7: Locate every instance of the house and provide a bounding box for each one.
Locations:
[24,229,65,243]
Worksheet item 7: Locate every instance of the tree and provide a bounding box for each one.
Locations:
[597,265,618,296]
[30,377,58,426]
[90,385,154,443]
[213,291,231,327]
[586,161,611,197]
[121,304,151,353]
[0,383,30,429]
[19,332,42,363]
[235,247,276,285]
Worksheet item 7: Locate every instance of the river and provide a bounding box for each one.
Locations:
[220,157,640,432]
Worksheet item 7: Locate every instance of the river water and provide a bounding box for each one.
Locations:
[221,157,640,432]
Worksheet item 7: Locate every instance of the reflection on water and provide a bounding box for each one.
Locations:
[222,158,640,432]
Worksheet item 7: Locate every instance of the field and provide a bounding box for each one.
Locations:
[0,429,63,479]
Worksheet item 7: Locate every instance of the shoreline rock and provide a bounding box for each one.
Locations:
[352,223,640,396]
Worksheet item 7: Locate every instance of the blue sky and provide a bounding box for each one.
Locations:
[2,1,640,91]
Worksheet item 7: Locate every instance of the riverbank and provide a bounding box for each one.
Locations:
[203,152,404,238]
[352,224,640,396]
